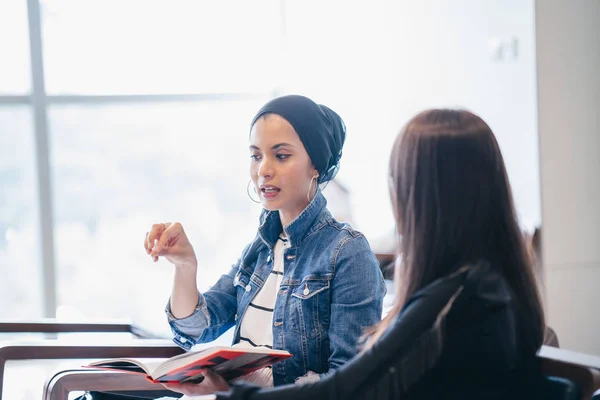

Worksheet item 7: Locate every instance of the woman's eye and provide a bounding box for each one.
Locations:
[250,154,261,161]
[276,154,291,160]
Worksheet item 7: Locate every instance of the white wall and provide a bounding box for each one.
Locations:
[282,0,541,246]
[385,0,541,232]
[535,0,600,355]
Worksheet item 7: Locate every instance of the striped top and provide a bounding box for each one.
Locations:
[236,233,290,386]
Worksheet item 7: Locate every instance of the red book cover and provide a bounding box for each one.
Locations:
[85,346,292,384]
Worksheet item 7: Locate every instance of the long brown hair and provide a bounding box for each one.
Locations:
[365,109,545,356]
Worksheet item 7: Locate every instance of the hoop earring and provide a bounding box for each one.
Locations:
[307,175,319,202]
[247,180,261,203]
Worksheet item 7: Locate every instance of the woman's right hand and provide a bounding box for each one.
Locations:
[162,368,229,397]
[144,222,197,268]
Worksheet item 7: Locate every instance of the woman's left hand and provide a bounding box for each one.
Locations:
[162,369,230,396]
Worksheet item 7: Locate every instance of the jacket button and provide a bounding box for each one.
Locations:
[245,285,252,292]
[274,321,283,327]
[267,255,271,262]
[279,289,286,295]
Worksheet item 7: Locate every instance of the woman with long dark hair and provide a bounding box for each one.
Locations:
[203,109,546,399]
[366,108,545,354]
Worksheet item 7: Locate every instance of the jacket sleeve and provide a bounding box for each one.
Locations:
[165,264,239,350]
[324,234,386,371]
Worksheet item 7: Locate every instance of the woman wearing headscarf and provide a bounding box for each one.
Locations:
[144,95,386,396]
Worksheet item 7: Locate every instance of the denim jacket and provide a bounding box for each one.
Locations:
[165,191,386,385]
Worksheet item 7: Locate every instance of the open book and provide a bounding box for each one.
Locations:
[85,346,292,384]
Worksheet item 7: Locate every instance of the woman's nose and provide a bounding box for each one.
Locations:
[258,158,274,178]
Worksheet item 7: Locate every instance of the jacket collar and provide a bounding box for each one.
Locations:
[257,190,328,249]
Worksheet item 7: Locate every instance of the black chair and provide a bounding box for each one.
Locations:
[542,376,581,400]
[540,345,600,399]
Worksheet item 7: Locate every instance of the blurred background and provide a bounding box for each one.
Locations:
[0,0,598,375]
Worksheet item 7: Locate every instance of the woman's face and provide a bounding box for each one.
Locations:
[249,114,318,225]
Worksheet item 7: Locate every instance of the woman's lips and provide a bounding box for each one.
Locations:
[260,186,281,200]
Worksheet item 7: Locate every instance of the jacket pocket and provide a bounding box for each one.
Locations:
[289,277,331,339]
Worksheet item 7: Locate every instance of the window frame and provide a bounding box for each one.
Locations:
[0,0,282,317]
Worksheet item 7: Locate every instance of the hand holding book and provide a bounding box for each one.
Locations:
[162,367,229,397]
[85,345,291,384]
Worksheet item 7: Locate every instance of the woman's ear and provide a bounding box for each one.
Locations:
[309,165,319,180]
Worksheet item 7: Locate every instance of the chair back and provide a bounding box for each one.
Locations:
[539,345,600,400]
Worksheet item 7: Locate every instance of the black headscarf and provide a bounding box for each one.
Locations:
[250,95,346,183]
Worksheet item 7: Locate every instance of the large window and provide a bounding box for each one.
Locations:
[48,101,264,333]
[38,0,283,333]
[1,0,542,330]
[0,0,281,330]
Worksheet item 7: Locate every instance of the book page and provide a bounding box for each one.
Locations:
[149,347,216,377]
[87,358,157,375]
